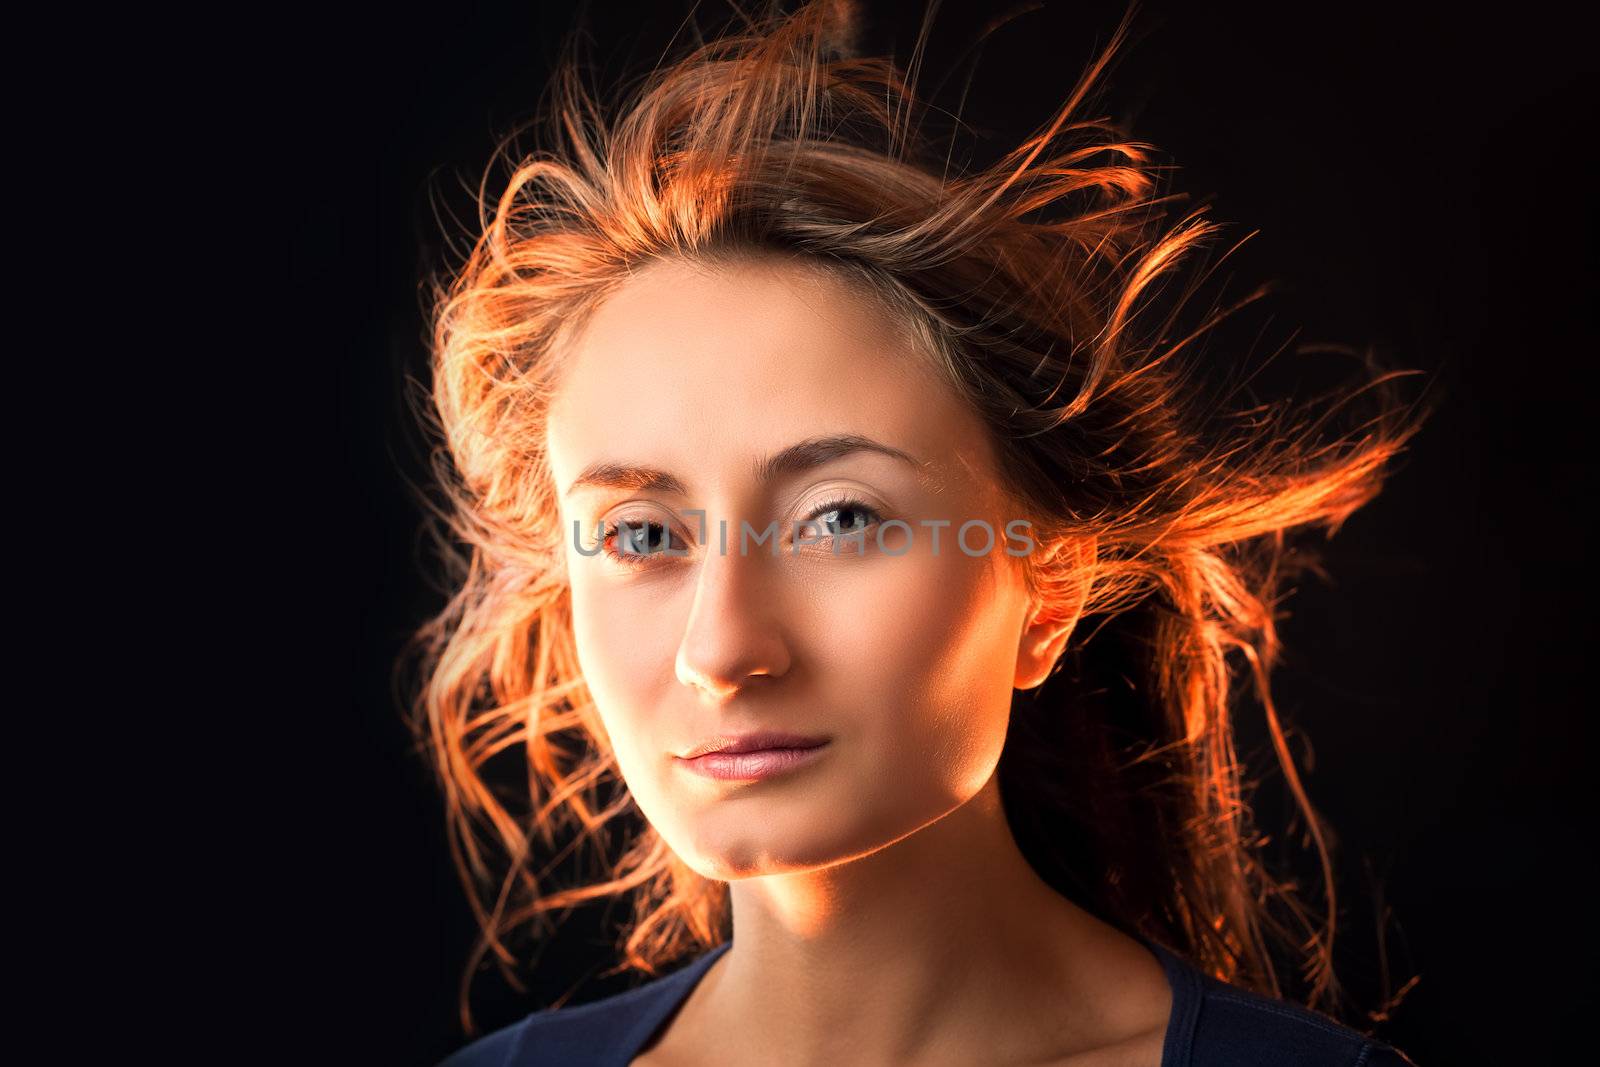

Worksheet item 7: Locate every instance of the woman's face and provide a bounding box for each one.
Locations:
[546,254,1049,879]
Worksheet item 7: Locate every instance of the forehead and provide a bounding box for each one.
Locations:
[546,255,995,496]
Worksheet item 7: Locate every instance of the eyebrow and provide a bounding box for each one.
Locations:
[564,433,929,497]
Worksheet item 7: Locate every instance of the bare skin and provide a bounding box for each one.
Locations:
[544,253,1172,1067]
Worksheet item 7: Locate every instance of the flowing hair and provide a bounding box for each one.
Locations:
[399,0,1431,1036]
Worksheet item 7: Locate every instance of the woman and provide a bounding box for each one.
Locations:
[407,1,1427,1063]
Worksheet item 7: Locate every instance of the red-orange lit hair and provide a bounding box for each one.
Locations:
[403,0,1430,1034]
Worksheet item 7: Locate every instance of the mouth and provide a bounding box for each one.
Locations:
[674,731,832,782]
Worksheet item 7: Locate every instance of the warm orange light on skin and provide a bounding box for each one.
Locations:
[546,253,1070,878]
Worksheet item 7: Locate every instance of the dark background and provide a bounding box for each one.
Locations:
[308,1,1594,1062]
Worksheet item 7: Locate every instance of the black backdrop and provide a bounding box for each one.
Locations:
[309,2,1594,1062]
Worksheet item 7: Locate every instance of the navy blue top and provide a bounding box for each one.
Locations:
[439,933,1417,1066]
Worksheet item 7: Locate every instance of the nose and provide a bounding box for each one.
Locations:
[675,540,792,702]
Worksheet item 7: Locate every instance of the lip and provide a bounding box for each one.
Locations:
[674,731,832,782]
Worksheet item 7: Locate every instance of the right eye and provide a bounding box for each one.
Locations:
[600,517,687,566]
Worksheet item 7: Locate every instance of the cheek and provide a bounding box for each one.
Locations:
[808,541,1023,799]
[566,568,683,776]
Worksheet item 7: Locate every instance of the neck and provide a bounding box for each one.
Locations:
[687,771,1149,1065]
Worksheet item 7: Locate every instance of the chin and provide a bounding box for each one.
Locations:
[671,808,882,880]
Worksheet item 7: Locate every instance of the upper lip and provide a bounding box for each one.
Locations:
[676,731,831,759]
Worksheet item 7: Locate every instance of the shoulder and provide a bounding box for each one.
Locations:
[432,988,653,1067]
[435,1017,524,1067]
[1136,934,1417,1066]
[434,947,729,1067]
[434,984,669,1067]
[1186,972,1418,1066]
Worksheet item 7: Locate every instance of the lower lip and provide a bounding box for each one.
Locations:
[676,743,831,781]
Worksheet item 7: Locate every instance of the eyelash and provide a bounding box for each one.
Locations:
[596,496,885,568]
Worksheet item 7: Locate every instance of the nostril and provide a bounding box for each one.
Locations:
[686,676,738,701]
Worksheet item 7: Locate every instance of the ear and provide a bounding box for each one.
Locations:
[1014,610,1077,691]
[1013,536,1095,691]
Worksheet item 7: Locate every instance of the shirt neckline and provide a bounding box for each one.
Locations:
[614,931,1199,1066]
[611,942,732,1065]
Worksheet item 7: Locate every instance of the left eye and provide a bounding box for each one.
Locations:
[802,499,882,539]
